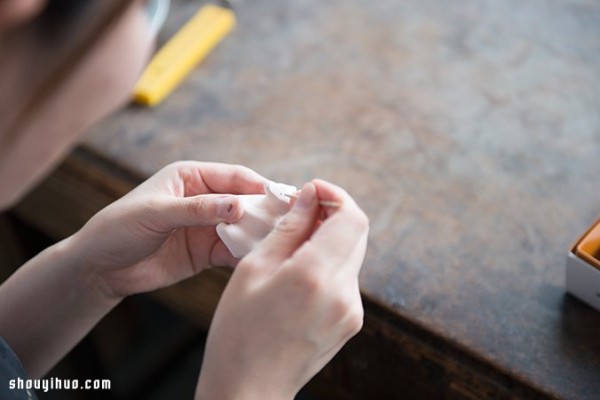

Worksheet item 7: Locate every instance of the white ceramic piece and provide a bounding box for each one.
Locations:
[216,182,297,258]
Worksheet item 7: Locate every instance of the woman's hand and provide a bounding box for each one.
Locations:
[73,161,268,300]
[196,179,369,400]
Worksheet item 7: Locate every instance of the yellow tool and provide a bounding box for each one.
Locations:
[133,3,236,107]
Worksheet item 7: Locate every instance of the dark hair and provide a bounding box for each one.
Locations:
[41,0,90,25]
[3,0,137,139]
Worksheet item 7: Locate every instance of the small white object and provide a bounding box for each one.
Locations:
[217,182,297,258]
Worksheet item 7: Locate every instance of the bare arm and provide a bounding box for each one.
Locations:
[0,161,268,377]
[0,236,118,378]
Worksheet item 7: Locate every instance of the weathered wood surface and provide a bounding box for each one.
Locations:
[15,0,600,398]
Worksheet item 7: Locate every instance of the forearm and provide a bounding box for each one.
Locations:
[195,370,292,400]
[0,234,120,378]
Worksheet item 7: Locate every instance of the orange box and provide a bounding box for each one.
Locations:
[567,219,600,311]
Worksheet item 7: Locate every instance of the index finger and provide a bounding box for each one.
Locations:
[301,206,370,276]
[313,179,361,219]
[290,180,370,275]
[172,161,270,196]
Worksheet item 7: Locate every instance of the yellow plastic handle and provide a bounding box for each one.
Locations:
[133,4,236,107]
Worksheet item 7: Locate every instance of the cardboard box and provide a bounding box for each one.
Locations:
[567,219,600,311]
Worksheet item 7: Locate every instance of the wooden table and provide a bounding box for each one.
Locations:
[13,0,600,398]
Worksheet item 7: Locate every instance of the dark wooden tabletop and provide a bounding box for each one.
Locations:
[19,0,600,398]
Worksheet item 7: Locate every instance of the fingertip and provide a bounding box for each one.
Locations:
[293,182,317,210]
[217,195,243,223]
[312,179,340,195]
[312,179,356,209]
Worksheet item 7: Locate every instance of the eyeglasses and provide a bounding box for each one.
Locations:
[145,0,171,36]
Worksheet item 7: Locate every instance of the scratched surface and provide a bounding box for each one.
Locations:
[86,0,600,398]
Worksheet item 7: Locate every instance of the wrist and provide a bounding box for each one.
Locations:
[59,232,125,307]
[0,232,123,376]
[195,368,294,400]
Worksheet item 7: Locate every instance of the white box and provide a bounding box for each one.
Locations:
[566,219,600,311]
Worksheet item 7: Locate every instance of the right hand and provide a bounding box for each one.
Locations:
[195,179,369,400]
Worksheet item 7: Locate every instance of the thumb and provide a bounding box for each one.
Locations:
[153,194,243,229]
[247,182,320,265]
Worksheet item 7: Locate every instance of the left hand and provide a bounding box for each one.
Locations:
[71,161,268,300]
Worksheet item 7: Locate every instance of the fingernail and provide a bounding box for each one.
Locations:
[217,196,239,221]
[294,183,316,209]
